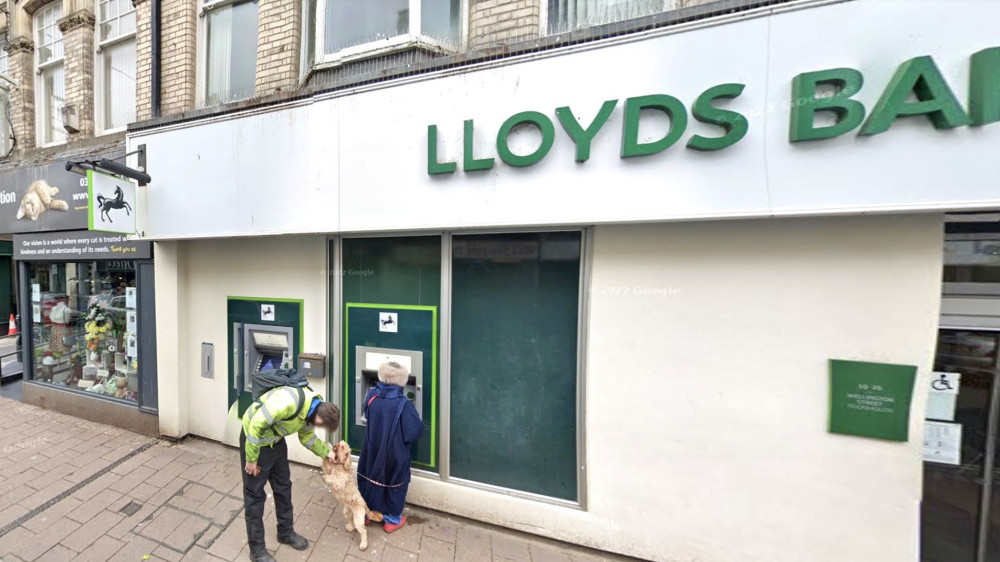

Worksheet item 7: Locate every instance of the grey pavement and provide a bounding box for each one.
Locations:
[0,396,638,562]
[0,336,23,402]
[0,335,23,379]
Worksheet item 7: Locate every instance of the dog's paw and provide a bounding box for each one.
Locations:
[345,523,355,532]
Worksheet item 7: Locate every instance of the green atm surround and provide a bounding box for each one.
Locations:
[227,297,303,418]
[343,303,437,470]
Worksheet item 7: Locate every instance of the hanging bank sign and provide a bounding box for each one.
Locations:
[427,47,1000,174]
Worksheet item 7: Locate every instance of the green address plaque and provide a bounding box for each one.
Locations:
[829,359,917,442]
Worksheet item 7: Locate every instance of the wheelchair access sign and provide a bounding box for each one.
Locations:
[926,372,961,422]
[87,170,136,235]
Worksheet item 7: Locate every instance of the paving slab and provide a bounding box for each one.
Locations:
[0,396,637,562]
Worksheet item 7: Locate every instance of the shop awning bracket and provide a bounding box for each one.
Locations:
[65,144,151,186]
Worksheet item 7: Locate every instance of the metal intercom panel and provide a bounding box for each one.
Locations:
[232,322,244,393]
[354,346,423,426]
[242,323,294,393]
[297,353,326,379]
[201,343,214,379]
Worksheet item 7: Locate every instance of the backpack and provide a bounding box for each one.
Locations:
[251,368,311,429]
[251,368,309,401]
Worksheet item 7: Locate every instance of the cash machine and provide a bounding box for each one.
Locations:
[236,324,294,393]
[354,346,422,426]
[343,303,437,469]
[227,298,303,417]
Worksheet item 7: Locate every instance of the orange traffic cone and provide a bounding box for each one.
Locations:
[7,314,15,336]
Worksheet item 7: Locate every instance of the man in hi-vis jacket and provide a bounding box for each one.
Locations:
[241,386,340,562]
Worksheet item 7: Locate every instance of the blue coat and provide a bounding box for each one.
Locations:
[357,382,423,516]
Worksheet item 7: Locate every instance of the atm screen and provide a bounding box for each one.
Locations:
[259,353,283,371]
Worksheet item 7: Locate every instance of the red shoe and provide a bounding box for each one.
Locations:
[383,516,406,533]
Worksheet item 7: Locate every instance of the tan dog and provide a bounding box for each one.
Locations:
[321,441,383,551]
[17,180,69,221]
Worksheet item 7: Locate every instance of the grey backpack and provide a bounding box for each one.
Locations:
[250,368,311,430]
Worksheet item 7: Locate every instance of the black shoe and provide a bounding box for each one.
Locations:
[278,531,309,551]
[248,546,276,562]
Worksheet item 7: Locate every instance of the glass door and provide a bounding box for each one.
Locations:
[923,330,1000,562]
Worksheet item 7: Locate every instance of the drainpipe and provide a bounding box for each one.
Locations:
[151,0,161,117]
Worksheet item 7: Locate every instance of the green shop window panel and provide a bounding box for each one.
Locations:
[450,231,581,501]
[341,237,441,471]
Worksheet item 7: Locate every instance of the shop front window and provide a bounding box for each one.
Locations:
[28,260,141,402]
[945,239,1000,284]
[450,231,581,500]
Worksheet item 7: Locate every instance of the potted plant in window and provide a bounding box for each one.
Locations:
[85,303,113,364]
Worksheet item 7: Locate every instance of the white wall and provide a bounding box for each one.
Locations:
[129,0,1000,239]
[406,215,944,561]
[156,236,330,465]
[155,241,189,438]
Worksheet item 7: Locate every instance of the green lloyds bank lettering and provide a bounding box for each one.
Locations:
[496,111,556,167]
[687,83,749,151]
[464,119,495,172]
[427,125,457,175]
[970,47,1000,126]
[621,94,688,158]
[860,56,969,135]
[789,68,866,142]
[556,100,617,162]
[790,49,998,142]
[426,83,749,174]
[427,46,1000,174]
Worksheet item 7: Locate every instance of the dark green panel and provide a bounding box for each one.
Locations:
[0,258,11,333]
[340,236,442,472]
[450,232,580,501]
[344,305,437,468]
[227,298,303,417]
[342,237,441,307]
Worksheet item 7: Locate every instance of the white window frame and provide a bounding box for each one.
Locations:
[541,0,677,35]
[0,86,11,157]
[34,1,66,147]
[0,41,11,157]
[95,0,138,134]
[314,0,467,68]
[196,0,259,106]
[0,42,9,77]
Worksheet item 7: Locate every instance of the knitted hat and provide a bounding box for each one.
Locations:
[378,361,409,387]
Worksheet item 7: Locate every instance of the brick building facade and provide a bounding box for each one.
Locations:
[0,0,726,164]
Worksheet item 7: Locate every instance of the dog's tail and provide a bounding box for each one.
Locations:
[366,510,384,522]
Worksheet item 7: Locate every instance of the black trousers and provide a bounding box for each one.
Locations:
[240,431,295,550]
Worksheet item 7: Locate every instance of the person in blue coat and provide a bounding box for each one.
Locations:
[357,361,424,532]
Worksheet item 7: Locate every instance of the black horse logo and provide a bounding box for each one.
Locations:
[96,185,132,223]
[381,316,395,328]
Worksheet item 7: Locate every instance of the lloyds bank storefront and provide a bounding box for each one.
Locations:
[125,1,1000,560]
